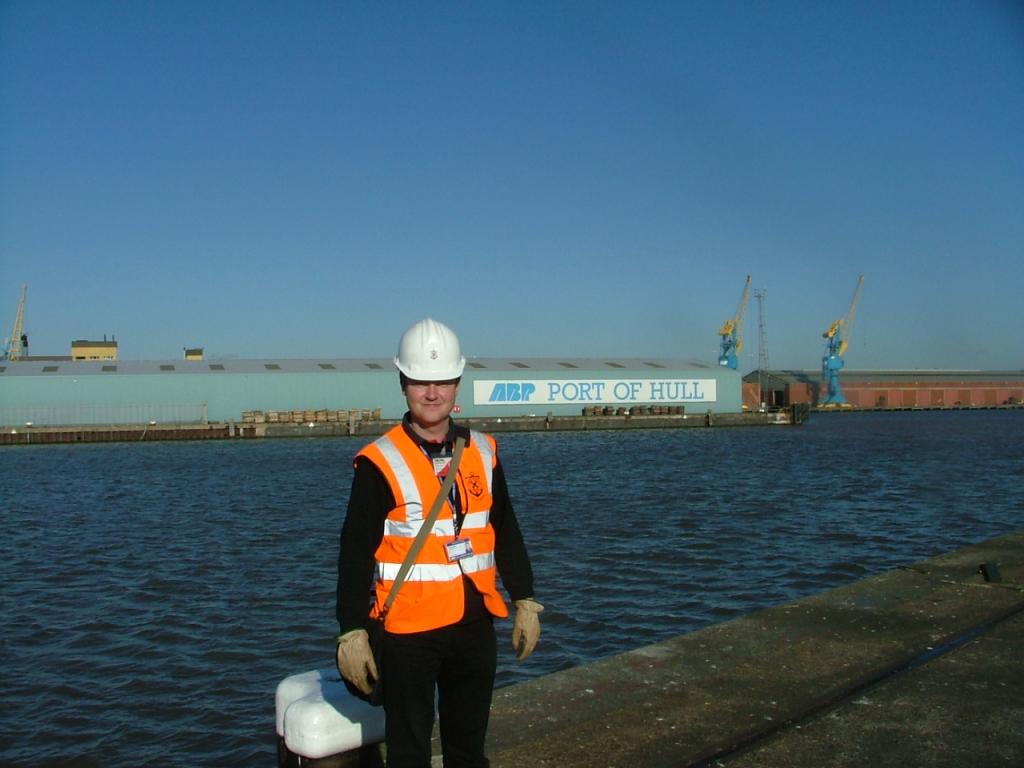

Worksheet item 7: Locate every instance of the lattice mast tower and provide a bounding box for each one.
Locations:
[3,284,27,361]
[754,288,769,408]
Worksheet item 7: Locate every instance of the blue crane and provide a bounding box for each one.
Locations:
[718,275,751,370]
[821,275,864,406]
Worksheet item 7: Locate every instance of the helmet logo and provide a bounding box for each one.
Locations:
[430,349,439,360]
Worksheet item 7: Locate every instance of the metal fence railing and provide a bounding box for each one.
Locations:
[0,402,208,427]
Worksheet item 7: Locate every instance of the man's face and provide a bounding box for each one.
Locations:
[404,378,460,432]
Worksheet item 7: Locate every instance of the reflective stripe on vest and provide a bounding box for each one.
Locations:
[471,429,494,491]
[376,551,496,582]
[375,433,420,511]
[384,510,489,538]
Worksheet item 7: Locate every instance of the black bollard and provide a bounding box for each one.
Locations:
[977,561,1002,582]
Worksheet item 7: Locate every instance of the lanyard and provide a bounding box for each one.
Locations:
[421,443,464,535]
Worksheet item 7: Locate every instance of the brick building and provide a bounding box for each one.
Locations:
[743,370,1024,410]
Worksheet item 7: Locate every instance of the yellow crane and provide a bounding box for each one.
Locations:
[718,275,751,369]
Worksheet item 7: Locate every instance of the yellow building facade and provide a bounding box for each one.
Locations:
[71,340,118,360]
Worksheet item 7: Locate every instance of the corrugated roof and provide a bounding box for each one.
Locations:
[0,356,721,377]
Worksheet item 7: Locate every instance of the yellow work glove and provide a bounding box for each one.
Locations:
[512,598,544,661]
[335,629,378,695]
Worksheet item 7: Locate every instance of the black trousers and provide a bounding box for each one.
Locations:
[382,618,497,768]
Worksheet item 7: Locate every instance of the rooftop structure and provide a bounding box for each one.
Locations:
[71,339,118,361]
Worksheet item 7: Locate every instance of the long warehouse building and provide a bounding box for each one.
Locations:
[0,356,741,427]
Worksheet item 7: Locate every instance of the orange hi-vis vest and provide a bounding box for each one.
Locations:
[356,424,510,633]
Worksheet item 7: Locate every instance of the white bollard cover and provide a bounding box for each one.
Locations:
[275,668,385,758]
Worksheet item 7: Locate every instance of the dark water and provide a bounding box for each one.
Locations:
[2,411,1022,766]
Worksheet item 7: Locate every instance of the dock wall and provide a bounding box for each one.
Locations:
[0,408,806,446]
[277,532,1022,767]
[482,530,1024,767]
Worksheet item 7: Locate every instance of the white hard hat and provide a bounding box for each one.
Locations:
[394,318,466,380]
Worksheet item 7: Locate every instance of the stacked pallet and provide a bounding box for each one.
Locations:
[241,408,382,424]
[579,405,685,417]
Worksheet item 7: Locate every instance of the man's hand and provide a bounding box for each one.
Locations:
[335,629,378,694]
[512,599,544,661]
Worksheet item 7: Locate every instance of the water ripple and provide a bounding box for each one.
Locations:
[1,411,1022,765]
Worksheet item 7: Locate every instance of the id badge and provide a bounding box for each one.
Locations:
[445,538,474,562]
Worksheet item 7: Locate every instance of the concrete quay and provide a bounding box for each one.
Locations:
[0,409,804,445]
[481,530,1024,768]
[262,409,797,439]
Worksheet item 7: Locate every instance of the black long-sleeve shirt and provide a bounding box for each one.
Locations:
[336,418,535,634]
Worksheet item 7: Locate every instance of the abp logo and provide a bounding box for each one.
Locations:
[488,382,537,403]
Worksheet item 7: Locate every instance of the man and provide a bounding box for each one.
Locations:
[336,317,542,768]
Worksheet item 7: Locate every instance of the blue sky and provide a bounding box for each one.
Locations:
[2,1,1022,371]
